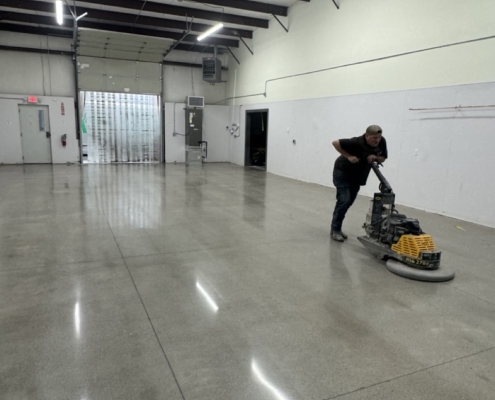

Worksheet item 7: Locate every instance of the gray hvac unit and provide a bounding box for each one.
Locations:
[186,96,204,108]
[202,57,222,83]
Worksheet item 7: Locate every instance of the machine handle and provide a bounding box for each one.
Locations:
[371,162,393,194]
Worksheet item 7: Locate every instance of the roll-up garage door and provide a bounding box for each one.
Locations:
[76,29,169,163]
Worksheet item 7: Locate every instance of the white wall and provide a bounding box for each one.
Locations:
[165,103,230,163]
[0,95,79,164]
[222,0,495,228]
[0,32,75,98]
[163,66,227,104]
[163,50,228,103]
[225,0,495,104]
[228,81,495,227]
[0,32,78,165]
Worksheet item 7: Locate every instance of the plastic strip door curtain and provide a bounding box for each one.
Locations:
[83,92,161,163]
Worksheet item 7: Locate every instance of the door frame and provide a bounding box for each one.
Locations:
[19,104,53,164]
[244,109,269,168]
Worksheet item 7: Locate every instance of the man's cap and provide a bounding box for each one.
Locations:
[365,125,382,135]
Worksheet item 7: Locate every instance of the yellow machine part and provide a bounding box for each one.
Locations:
[391,234,436,258]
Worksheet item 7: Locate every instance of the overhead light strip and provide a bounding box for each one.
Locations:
[55,0,64,25]
[197,23,224,41]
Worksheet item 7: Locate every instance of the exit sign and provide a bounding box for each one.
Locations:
[27,96,38,103]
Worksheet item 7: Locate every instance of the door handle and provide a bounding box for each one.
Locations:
[46,132,51,138]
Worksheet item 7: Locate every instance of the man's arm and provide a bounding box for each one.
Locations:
[332,140,359,163]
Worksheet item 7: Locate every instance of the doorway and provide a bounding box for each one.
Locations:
[19,105,52,164]
[245,110,268,170]
[80,91,161,163]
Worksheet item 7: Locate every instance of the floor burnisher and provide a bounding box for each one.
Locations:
[357,162,455,282]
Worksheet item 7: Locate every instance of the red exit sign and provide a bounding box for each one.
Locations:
[27,96,38,103]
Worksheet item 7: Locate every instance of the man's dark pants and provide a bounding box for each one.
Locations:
[331,169,360,233]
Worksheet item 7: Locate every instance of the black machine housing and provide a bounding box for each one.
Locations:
[360,163,441,270]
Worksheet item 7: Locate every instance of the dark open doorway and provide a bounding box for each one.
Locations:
[245,110,268,170]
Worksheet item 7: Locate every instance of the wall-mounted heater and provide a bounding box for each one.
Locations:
[186,96,204,108]
[202,57,222,83]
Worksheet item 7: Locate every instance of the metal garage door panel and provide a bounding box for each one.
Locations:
[105,58,137,77]
[135,53,164,63]
[102,50,163,64]
[77,56,161,95]
[138,62,161,78]
[79,73,106,92]
[138,78,162,94]
[78,46,106,58]
[107,76,139,93]
[78,56,106,72]
[78,29,172,62]
[77,30,165,95]
[78,56,107,92]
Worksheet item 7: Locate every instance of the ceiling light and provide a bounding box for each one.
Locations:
[197,23,224,41]
[55,0,63,25]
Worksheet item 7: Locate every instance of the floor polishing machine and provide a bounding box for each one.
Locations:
[357,162,455,282]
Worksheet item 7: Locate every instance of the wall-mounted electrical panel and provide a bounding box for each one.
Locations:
[202,57,222,83]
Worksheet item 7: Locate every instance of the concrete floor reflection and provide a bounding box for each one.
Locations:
[0,164,494,400]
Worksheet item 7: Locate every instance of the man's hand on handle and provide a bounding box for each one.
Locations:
[367,154,377,164]
[367,155,386,164]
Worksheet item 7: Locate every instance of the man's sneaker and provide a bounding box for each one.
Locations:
[331,231,348,240]
[331,232,345,242]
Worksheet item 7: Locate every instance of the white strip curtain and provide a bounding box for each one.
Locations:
[83,91,161,163]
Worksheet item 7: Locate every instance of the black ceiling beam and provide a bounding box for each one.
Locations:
[73,0,269,29]
[187,0,288,16]
[0,11,51,24]
[0,0,253,38]
[77,21,239,48]
[172,43,227,54]
[0,44,73,56]
[0,24,228,55]
[0,11,239,47]
[0,23,73,38]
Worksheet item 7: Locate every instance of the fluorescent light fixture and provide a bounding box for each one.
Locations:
[76,12,88,21]
[55,0,63,25]
[197,23,224,41]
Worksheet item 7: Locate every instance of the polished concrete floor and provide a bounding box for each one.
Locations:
[1,163,494,400]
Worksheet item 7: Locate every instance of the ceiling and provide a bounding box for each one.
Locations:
[0,0,312,62]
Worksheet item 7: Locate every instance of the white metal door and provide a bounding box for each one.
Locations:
[19,105,52,164]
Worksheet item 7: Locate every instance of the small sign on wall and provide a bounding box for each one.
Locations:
[61,102,65,116]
